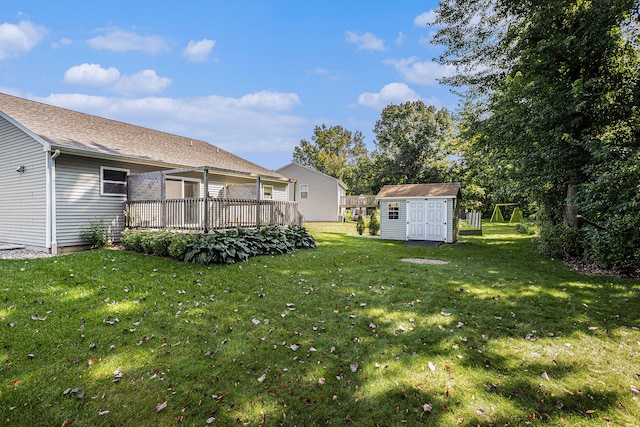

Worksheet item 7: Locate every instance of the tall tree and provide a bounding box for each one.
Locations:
[432,0,640,268]
[292,124,368,189]
[433,0,639,223]
[372,101,456,192]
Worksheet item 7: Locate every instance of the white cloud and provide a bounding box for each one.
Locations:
[87,28,169,54]
[345,31,386,52]
[396,31,407,46]
[52,37,72,49]
[34,91,308,162]
[236,90,300,111]
[113,70,172,95]
[64,63,120,87]
[385,56,456,85]
[358,82,421,109]
[62,64,171,95]
[414,10,437,27]
[0,20,48,59]
[182,39,215,62]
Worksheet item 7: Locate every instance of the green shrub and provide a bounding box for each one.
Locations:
[122,226,315,265]
[515,219,538,235]
[150,231,174,257]
[285,226,316,249]
[537,223,586,259]
[584,215,640,271]
[368,209,380,236]
[80,218,110,248]
[184,225,315,265]
[356,215,365,235]
[168,233,198,259]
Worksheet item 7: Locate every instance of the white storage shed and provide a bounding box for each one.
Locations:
[376,183,461,243]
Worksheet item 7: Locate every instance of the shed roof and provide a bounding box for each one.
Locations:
[376,183,461,198]
[0,92,287,181]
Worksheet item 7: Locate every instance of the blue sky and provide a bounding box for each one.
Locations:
[0,1,458,170]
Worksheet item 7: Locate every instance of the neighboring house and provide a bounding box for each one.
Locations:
[0,93,294,254]
[276,163,347,222]
[376,183,461,243]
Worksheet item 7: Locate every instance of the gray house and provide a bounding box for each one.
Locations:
[376,183,461,243]
[276,162,347,222]
[0,93,295,254]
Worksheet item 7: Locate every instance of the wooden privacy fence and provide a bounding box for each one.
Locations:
[125,198,302,232]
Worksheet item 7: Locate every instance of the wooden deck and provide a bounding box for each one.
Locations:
[126,198,302,232]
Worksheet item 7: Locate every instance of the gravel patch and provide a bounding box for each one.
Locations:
[0,249,53,260]
[401,258,448,265]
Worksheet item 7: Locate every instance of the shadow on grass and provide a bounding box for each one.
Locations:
[1,223,638,425]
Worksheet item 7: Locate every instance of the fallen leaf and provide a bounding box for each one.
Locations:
[257,374,266,382]
[631,385,640,395]
[98,410,109,416]
[206,417,215,424]
[541,371,550,381]
[290,344,300,351]
[156,402,167,412]
[476,408,485,415]
[11,379,21,387]
[422,403,432,413]
[318,378,325,385]
[350,364,359,373]
[428,361,436,372]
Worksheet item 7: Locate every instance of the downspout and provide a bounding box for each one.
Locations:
[47,149,61,255]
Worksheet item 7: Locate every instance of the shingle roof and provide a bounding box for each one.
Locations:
[376,183,461,198]
[0,92,287,180]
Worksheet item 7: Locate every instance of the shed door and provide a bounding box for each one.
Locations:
[425,200,446,241]
[407,200,426,240]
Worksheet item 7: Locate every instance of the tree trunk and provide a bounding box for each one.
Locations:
[564,184,582,228]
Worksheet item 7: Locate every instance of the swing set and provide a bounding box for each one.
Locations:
[490,203,523,223]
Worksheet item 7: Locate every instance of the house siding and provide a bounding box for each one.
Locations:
[379,200,407,240]
[277,163,344,222]
[55,156,137,248]
[0,115,47,248]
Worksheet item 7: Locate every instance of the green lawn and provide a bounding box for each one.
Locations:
[1,223,638,426]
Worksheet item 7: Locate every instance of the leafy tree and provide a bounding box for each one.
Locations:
[371,101,456,193]
[368,209,380,236]
[432,0,640,269]
[292,124,368,191]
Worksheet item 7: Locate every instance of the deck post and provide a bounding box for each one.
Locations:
[203,168,209,234]
[161,173,166,228]
[256,176,261,229]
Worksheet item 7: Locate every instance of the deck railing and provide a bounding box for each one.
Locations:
[125,198,302,232]
[340,195,378,208]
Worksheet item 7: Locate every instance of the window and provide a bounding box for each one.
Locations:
[300,184,309,199]
[263,185,273,200]
[388,202,399,220]
[100,166,129,196]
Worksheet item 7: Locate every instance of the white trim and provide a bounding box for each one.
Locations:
[100,166,129,197]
